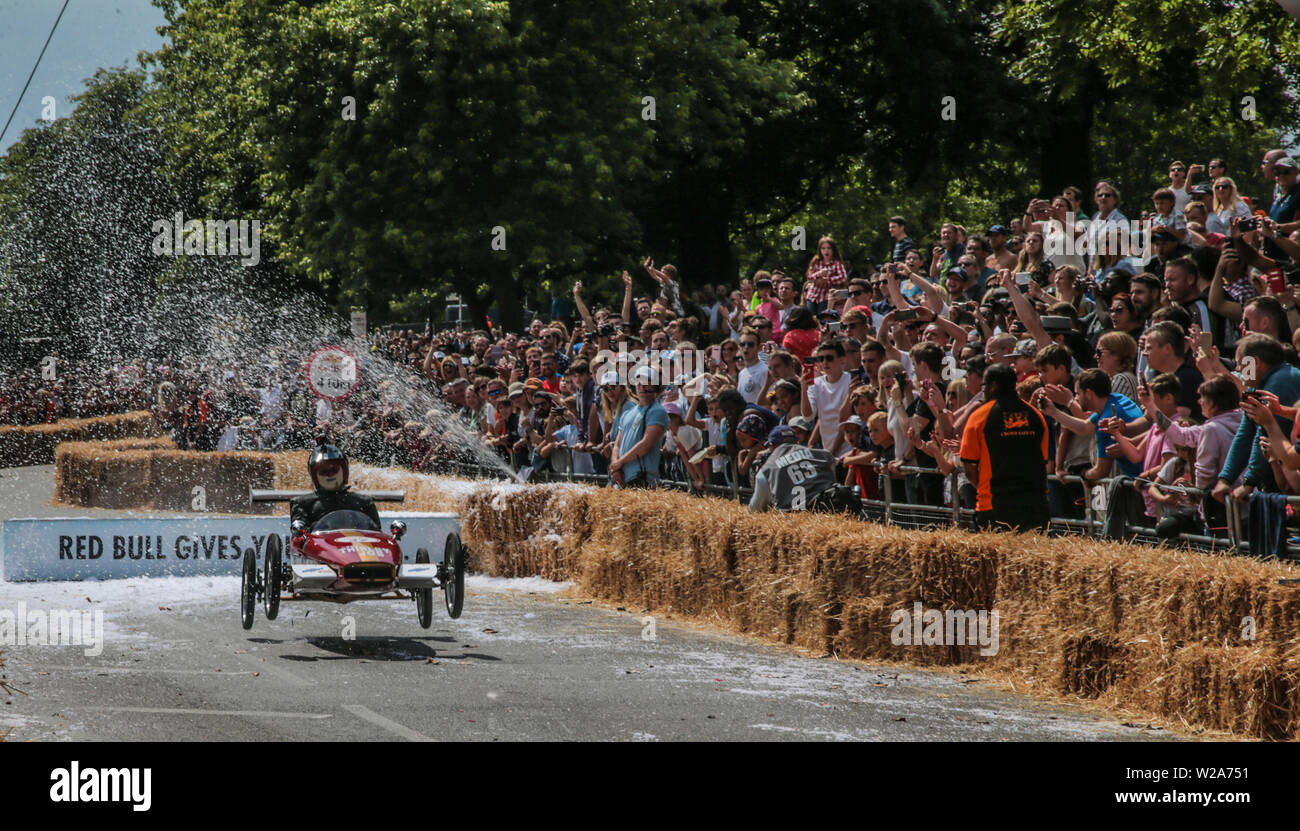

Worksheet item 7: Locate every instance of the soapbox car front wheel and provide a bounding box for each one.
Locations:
[263,534,282,620]
[414,548,434,629]
[442,534,465,619]
[240,548,258,630]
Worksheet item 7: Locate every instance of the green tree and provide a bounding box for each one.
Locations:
[996,0,1300,201]
[146,0,800,329]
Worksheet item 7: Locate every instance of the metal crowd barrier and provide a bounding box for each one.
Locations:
[428,451,1300,560]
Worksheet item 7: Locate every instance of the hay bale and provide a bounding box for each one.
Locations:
[1116,644,1298,739]
[149,450,276,513]
[0,411,158,467]
[451,481,1300,738]
[54,441,165,508]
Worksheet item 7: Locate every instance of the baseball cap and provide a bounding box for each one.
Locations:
[1012,338,1038,358]
[817,309,841,321]
[1275,156,1299,171]
[787,415,814,433]
[987,224,1009,235]
[1190,184,1213,196]
[844,415,864,428]
[765,425,797,447]
[631,365,661,386]
[599,371,620,387]
[1150,227,1179,242]
[1041,315,1074,334]
[663,400,683,418]
[736,413,768,439]
[433,351,446,360]
[523,377,544,391]
[507,382,525,397]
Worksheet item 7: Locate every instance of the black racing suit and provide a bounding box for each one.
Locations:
[289,487,382,531]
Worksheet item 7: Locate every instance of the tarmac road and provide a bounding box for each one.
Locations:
[0,465,1182,742]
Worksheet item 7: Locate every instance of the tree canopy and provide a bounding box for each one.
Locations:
[2,0,1297,335]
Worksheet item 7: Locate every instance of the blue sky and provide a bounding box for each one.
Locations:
[0,0,168,153]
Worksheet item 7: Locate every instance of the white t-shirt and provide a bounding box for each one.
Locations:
[554,424,594,475]
[1206,201,1249,235]
[738,361,769,404]
[1041,217,1088,273]
[1170,186,1191,213]
[671,424,704,457]
[807,373,851,450]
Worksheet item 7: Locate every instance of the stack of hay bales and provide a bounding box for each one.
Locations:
[53,437,175,508]
[457,485,1300,739]
[0,412,159,467]
[148,450,277,512]
[53,440,277,513]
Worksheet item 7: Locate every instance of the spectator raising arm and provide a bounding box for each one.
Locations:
[903,267,946,317]
[644,257,685,317]
[572,281,595,333]
[998,269,1051,349]
[927,313,969,355]
[1034,390,1095,438]
[621,270,634,325]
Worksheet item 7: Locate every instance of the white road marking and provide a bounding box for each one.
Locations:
[342,704,434,742]
[73,706,331,719]
[21,665,257,676]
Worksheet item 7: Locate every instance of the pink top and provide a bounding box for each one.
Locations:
[1141,422,1174,517]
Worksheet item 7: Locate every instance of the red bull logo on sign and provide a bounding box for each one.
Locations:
[306,345,360,401]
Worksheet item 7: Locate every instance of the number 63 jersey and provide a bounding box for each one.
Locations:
[763,443,840,510]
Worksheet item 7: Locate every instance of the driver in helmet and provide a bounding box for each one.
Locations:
[290,438,382,531]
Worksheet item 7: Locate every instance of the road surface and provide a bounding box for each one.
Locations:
[0,464,1182,741]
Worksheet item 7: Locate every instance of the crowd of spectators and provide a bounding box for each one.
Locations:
[6,151,1300,548]
[409,153,1300,547]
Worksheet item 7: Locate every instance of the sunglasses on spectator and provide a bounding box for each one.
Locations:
[1169,168,1185,173]
[1096,192,1116,199]
[488,389,504,398]
[1214,184,1231,190]
[815,355,836,363]
[740,341,758,348]
[849,289,866,296]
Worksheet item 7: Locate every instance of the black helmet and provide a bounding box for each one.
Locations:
[309,436,349,491]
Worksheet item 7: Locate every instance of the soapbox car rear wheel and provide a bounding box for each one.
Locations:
[442,534,465,619]
[240,548,257,630]
[414,548,434,629]
[263,534,282,620]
